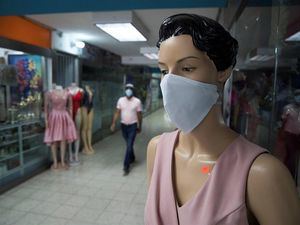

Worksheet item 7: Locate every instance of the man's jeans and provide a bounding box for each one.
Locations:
[121,123,137,170]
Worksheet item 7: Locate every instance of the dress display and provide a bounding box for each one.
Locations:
[44,89,77,145]
[82,87,94,113]
[71,90,83,120]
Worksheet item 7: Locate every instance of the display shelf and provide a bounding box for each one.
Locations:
[0,153,19,162]
[22,133,43,141]
[0,139,18,148]
[23,155,45,168]
[23,145,43,154]
[0,166,21,179]
[0,120,49,193]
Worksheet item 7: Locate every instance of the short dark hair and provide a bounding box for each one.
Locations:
[157,13,238,71]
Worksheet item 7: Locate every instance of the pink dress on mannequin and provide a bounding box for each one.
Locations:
[44,89,77,145]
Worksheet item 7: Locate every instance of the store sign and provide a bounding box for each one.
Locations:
[52,31,82,56]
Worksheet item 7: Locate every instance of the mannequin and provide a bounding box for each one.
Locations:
[81,84,94,154]
[67,82,84,165]
[145,13,300,225]
[44,84,77,170]
[279,89,300,184]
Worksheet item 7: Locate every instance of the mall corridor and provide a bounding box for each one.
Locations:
[0,109,175,225]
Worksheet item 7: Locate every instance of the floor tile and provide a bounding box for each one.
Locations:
[13,198,42,212]
[31,201,61,215]
[51,205,80,219]
[96,211,125,225]
[13,212,47,225]
[0,209,26,225]
[72,208,102,223]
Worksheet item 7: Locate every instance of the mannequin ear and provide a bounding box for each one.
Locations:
[217,67,232,83]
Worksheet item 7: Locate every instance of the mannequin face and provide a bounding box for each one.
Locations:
[158,35,220,85]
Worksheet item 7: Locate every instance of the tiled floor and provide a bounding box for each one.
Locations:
[0,108,175,225]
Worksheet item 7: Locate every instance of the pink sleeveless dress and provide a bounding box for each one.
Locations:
[44,90,77,145]
[145,130,268,225]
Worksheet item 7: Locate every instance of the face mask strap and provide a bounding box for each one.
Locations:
[216,84,223,105]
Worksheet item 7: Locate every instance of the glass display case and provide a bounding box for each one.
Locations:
[0,119,49,193]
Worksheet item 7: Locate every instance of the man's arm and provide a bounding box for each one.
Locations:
[137,111,143,133]
[110,109,121,132]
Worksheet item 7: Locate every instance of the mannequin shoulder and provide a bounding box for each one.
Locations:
[248,153,291,188]
[147,135,161,184]
[147,135,161,158]
[247,153,300,224]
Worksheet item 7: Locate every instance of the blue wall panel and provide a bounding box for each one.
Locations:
[0,0,228,16]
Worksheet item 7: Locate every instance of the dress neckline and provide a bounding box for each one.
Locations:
[170,130,241,209]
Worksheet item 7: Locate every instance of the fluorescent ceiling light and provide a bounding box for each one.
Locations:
[96,23,146,42]
[75,41,85,48]
[140,47,158,60]
[143,53,158,60]
[9,50,24,55]
[249,55,274,61]
[285,31,300,42]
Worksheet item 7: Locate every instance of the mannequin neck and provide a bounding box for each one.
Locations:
[55,85,63,90]
[178,104,237,157]
[69,85,79,94]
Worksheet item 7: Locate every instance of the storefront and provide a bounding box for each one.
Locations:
[0,16,52,192]
[221,0,300,187]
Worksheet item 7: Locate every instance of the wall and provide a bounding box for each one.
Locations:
[0,16,51,49]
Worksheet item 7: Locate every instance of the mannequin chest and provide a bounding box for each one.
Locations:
[173,147,216,207]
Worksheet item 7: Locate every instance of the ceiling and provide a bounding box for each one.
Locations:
[0,0,226,67]
[3,0,299,69]
[26,8,219,66]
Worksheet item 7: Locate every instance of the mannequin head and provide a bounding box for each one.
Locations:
[157,14,238,85]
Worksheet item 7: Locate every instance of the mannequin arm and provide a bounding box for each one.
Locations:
[247,154,300,225]
[44,92,49,128]
[146,135,161,187]
[68,93,73,116]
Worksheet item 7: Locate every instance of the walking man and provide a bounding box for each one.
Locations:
[110,83,143,175]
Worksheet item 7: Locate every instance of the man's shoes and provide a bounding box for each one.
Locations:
[123,168,130,176]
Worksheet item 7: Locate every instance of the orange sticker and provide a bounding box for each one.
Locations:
[201,165,211,174]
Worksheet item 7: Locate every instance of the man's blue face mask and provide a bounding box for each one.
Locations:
[125,88,133,97]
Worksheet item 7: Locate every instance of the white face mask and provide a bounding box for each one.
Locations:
[125,89,133,97]
[160,74,219,133]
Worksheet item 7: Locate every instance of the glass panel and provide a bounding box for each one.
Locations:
[229,6,275,149]
[22,122,47,165]
[0,126,20,177]
[271,0,300,187]
[8,55,44,122]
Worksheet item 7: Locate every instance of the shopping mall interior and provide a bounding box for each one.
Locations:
[0,0,300,224]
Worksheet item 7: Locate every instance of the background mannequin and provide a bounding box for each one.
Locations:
[67,82,84,165]
[279,89,300,184]
[44,84,77,169]
[81,84,94,154]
